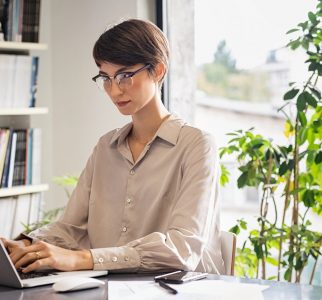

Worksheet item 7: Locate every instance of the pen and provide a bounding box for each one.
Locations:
[158,280,178,294]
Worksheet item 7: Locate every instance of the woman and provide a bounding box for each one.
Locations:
[2,19,225,275]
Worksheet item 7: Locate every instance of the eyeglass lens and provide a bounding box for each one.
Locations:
[94,64,150,92]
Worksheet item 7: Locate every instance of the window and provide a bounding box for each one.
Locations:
[194,0,317,212]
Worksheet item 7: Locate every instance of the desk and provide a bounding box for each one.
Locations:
[0,273,321,300]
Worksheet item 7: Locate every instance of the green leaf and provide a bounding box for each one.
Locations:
[308,11,317,23]
[303,190,315,207]
[297,92,307,111]
[266,256,279,266]
[298,111,307,126]
[279,161,289,176]
[229,225,240,235]
[237,172,248,188]
[297,21,308,31]
[283,89,300,100]
[286,28,299,34]
[284,268,292,281]
[309,87,321,100]
[298,127,308,146]
[315,151,322,164]
[305,92,318,108]
[239,220,248,230]
[220,164,230,186]
[288,39,301,50]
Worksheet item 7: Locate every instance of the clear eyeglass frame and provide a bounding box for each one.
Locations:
[92,64,151,92]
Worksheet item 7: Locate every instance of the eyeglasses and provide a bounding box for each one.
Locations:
[92,64,151,92]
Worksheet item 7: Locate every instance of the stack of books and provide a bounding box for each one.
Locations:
[0,0,41,43]
[0,127,41,188]
[0,54,39,108]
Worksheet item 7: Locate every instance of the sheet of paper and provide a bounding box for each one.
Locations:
[108,279,269,300]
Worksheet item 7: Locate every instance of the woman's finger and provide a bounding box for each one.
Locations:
[14,251,42,269]
[21,257,50,273]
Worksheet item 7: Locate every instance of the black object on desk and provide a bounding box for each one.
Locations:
[158,280,178,294]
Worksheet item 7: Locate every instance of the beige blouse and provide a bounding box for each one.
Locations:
[28,115,225,274]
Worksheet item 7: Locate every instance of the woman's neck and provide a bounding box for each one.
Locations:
[131,100,170,143]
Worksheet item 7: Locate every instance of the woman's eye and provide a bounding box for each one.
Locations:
[118,73,131,80]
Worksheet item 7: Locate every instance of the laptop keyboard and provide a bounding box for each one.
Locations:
[18,271,54,280]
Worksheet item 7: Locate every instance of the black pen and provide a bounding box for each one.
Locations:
[158,280,178,294]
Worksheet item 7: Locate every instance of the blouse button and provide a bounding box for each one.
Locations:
[130,169,135,175]
[112,256,118,262]
[126,197,132,204]
[124,256,129,261]
[98,257,104,263]
[122,226,127,232]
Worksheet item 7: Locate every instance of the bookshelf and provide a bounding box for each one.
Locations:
[0,184,48,198]
[0,42,47,51]
[0,0,47,238]
[0,107,48,115]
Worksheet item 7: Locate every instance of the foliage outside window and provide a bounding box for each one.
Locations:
[220,1,322,283]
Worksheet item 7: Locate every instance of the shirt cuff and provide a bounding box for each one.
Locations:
[90,246,141,271]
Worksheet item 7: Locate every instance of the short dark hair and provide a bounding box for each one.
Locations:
[93,19,169,88]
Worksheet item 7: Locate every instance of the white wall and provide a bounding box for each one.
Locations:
[37,0,155,210]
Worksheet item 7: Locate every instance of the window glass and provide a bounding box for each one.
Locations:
[194,0,316,211]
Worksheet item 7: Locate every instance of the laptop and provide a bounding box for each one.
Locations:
[0,240,108,288]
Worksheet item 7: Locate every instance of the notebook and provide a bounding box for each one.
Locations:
[0,240,108,288]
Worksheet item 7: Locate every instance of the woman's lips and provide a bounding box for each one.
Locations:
[116,100,131,107]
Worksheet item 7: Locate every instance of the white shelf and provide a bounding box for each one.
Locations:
[0,184,49,198]
[0,41,48,51]
[0,107,48,115]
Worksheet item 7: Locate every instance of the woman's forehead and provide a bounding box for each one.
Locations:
[98,61,137,74]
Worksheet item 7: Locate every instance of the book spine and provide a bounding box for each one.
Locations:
[1,128,13,188]
[7,131,17,188]
[0,196,17,238]
[29,56,38,107]
[0,129,10,183]
[12,129,27,186]
[31,127,41,185]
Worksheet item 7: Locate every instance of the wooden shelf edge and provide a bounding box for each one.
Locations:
[0,107,49,115]
[0,41,48,51]
[0,184,49,198]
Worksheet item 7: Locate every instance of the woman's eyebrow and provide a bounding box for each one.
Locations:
[99,66,132,76]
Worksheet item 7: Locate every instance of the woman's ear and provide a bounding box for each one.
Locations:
[153,62,166,82]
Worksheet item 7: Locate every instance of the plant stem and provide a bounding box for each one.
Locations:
[277,175,291,281]
[309,257,319,285]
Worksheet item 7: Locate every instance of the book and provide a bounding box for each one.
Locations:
[7,131,17,188]
[0,196,17,238]
[22,0,40,43]
[29,56,39,107]
[12,129,27,186]
[11,193,31,237]
[0,128,10,183]
[28,192,41,226]
[12,55,33,108]
[0,128,13,188]
[0,54,39,108]
[0,54,16,108]
[31,127,41,184]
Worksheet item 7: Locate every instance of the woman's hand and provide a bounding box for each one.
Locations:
[0,237,31,251]
[6,240,94,273]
